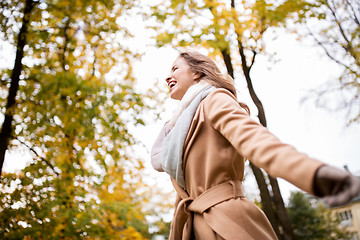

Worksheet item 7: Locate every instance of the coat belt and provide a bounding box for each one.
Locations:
[187,180,244,213]
[170,179,245,240]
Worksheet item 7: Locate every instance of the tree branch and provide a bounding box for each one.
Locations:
[325,0,351,46]
[15,137,60,176]
[249,50,257,70]
[309,32,343,66]
[61,16,71,71]
[345,0,360,27]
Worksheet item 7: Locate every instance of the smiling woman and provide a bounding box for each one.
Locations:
[150,51,360,240]
[165,57,199,100]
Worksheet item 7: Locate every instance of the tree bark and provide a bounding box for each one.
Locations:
[249,162,283,238]
[221,47,283,239]
[237,39,295,240]
[269,176,296,240]
[0,0,35,176]
[220,49,234,79]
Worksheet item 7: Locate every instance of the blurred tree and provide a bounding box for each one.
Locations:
[0,0,164,239]
[149,0,313,239]
[287,191,353,240]
[298,0,360,125]
[0,0,36,175]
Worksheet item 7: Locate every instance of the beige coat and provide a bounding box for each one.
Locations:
[156,88,324,240]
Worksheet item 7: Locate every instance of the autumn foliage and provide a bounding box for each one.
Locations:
[0,0,168,239]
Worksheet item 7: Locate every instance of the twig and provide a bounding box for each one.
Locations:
[15,137,60,176]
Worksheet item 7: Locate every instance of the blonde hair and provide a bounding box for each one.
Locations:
[179,51,250,113]
[179,51,237,97]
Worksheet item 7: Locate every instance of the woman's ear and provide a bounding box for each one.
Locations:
[193,72,202,81]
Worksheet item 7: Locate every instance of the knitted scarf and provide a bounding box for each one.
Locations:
[161,82,215,189]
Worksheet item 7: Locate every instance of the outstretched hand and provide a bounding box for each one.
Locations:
[314,165,360,207]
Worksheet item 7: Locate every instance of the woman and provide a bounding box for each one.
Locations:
[151,51,360,240]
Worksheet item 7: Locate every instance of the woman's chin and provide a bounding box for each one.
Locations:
[170,91,182,100]
[170,95,181,100]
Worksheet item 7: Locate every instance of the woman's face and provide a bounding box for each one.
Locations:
[165,57,198,100]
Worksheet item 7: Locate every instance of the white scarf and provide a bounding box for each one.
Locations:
[161,82,215,189]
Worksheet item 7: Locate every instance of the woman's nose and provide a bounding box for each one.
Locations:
[165,76,172,83]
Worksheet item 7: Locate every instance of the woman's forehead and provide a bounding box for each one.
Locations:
[172,57,187,67]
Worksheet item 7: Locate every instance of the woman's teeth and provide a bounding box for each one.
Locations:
[169,81,176,88]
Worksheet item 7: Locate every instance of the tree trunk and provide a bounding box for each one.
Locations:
[221,48,283,239]
[237,40,295,240]
[0,0,35,176]
[269,176,296,240]
[249,162,283,238]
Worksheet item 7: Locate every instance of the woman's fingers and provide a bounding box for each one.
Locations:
[320,172,360,207]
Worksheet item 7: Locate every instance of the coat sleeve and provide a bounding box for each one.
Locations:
[204,89,324,195]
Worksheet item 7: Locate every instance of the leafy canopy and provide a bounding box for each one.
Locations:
[0,0,166,239]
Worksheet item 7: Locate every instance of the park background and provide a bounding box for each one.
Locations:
[1,0,359,239]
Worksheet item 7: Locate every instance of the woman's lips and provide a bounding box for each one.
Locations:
[168,80,176,90]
